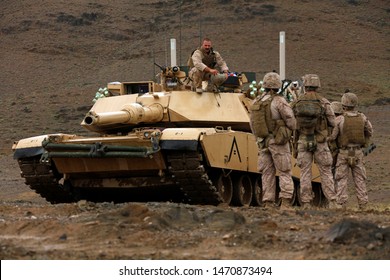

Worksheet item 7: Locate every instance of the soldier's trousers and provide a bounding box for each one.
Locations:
[335,148,368,205]
[297,141,337,203]
[258,140,294,202]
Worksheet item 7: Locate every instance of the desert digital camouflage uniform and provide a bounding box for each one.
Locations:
[258,94,296,203]
[328,93,373,208]
[329,101,344,173]
[188,40,228,91]
[250,72,296,208]
[292,74,338,208]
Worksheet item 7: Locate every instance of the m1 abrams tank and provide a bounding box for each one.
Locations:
[12,65,324,207]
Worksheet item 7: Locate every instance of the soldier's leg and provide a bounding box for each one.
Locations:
[297,149,314,203]
[334,152,350,204]
[314,144,337,201]
[189,68,203,91]
[352,151,368,205]
[258,150,276,202]
[270,144,294,199]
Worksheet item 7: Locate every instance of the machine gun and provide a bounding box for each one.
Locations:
[363,143,376,156]
[154,62,186,90]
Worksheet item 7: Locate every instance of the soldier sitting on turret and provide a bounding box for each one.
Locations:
[188,38,229,93]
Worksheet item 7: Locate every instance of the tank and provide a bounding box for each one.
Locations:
[12,65,324,207]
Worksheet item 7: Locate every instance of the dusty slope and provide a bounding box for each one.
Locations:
[0,0,389,149]
[0,0,389,260]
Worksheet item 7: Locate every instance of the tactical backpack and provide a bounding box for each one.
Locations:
[293,92,324,132]
[249,95,275,139]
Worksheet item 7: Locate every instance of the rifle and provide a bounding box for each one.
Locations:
[363,143,376,156]
[154,62,165,71]
[291,129,299,158]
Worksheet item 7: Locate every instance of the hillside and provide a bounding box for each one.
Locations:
[0,0,390,262]
[0,0,389,150]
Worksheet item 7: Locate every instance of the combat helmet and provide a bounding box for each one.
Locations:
[262,72,281,89]
[331,101,343,115]
[303,74,321,88]
[341,92,358,108]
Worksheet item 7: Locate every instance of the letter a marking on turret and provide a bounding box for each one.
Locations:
[227,136,242,163]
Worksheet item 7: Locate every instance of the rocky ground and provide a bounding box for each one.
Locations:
[0,105,389,260]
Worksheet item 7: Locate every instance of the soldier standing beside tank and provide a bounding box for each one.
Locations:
[329,101,344,174]
[291,74,339,209]
[327,92,373,210]
[249,72,296,210]
[188,38,229,93]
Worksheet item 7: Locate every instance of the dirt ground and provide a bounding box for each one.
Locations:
[0,104,389,260]
[0,0,389,260]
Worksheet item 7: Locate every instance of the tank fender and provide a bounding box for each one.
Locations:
[12,135,50,159]
[12,134,79,159]
[160,128,211,151]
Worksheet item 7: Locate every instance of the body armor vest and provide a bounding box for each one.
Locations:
[202,51,216,68]
[250,95,276,138]
[338,113,366,147]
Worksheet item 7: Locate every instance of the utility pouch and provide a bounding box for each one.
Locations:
[347,149,357,167]
[305,134,317,152]
[256,137,269,152]
[274,121,291,145]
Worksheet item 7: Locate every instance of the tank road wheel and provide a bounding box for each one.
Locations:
[232,174,253,207]
[251,175,262,206]
[214,171,233,205]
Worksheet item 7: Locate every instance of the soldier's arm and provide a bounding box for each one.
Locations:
[364,115,373,138]
[328,117,341,141]
[214,51,229,73]
[278,98,297,130]
[324,101,336,127]
[192,50,207,72]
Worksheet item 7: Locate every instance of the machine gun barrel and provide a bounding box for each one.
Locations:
[363,143,376,156]
[82,103,164,126]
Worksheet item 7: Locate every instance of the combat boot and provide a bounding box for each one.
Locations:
[358,203,369,211]
[262,201,275,209]
[300,202,312,210]
[196,87,204,94]
[328,200,343,210]
[279,198,294,211]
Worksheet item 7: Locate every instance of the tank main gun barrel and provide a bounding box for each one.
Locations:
[83,103,164,126]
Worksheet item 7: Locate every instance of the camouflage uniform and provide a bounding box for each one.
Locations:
[189,47,228,90]
[328,100,373,207]
[292,75,338,206]
[258,93,297,203]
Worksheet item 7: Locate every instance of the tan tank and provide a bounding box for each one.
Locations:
[12,65,324,207]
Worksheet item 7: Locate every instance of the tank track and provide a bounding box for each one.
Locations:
[17,157,74,203]
[18,152,224,205]
[167,151,224,205]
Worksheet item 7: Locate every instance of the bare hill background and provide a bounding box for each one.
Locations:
[0,0,389,150]
[0,0,390,261]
